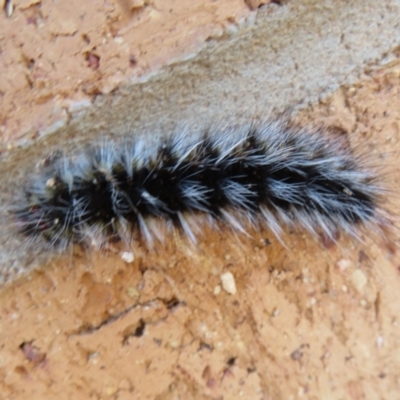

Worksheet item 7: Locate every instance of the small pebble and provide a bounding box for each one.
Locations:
[121,252,134,263]
[351,269,368,293]
[220,272,237,295]
[213,285,221,295]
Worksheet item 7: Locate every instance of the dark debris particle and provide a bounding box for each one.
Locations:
[165,296,180,309]
[129,54,138,67]
[198,342,213,352]
[134,319,146,337]
[122,319,146,345]
[226,357,236,366]
[82,33,90,44]
[245,0,288,11]
[290,344,309,361]
[358,250,370,263]
[290,348,303,361]
[271,0,290,4]
[19,341,46,364]
[86,53,100,70]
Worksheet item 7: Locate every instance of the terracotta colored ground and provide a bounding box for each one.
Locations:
[0,0,252,145]
[1,2,400,400]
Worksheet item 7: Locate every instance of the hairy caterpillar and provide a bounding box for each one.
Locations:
[13,120,387,251]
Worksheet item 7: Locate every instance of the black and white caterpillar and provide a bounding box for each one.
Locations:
[14,120,387,251]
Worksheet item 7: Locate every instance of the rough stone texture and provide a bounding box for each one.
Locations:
[0,0,250,143]
[1,0,400,399]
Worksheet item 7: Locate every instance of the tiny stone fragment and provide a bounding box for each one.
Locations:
[20,342,46,364]
[336,258,352,272]
[351,269,368,293]
[5,0,13,17]
[213,285,221,295]
[220,272,237,295]
[121,252,134,263]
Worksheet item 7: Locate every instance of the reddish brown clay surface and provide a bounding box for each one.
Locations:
[0,0,250,143]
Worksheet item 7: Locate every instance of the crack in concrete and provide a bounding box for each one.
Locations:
[68,296,183,337]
